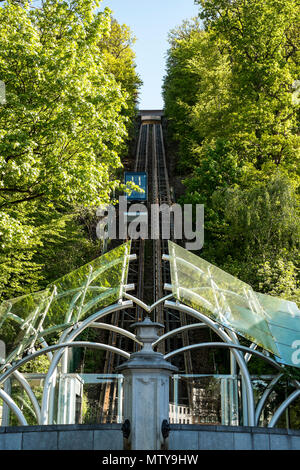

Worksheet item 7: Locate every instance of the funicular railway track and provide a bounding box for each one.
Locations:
[98,123,149,421]
[98,117,193,422]
[152,123,193,378]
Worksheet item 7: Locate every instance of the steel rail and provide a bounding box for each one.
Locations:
[134,124,143,172]
[99,123,149,418]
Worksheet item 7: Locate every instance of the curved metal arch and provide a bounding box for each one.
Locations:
[164,342,284,370]
[165,340,291,425]
[62,300,133,346]
[155,304,256,425]
[89,322,142,345]
[123,293,150,313]
[0,327,71,387]
[218,315,292,426]
[123,293,174,313]
[40,300,132,425]
[164,300,256,426]
[0,341,130,387]
[0,388,27,426]
[148,295,174,312]
[0,338,56,426]
[165,302,286,370]
[1,339,130,425]
[244,342,258,363]
[152,323,207,347]
[0,327,54,375]
[165,340,295,425]
[12,370,41,424]
[268,389,300,428]
[45,324,75,425]
[0,303,132,388]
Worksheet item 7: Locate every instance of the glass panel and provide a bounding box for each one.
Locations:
[170,374,239,426]
[1,290,54,366]
[252,375,299,429]
[168,241,278,355]
[168,241,300,367]
[8,375,46,426]
[80,375,123,424]
[3,373,124,426]
[47,240,131,326]
[256,293,300,367]
[0,242,131,370]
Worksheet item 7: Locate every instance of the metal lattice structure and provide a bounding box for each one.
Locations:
[0,241,299,429]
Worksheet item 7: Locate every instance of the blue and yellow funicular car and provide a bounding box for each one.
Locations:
[124,171,148,202]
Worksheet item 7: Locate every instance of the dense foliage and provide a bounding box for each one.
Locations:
[163,0,299,303]
[0,0,141,301]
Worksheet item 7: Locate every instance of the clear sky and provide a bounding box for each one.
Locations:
[100,0,200,110]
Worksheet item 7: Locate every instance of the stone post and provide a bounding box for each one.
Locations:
[117,317,178,450]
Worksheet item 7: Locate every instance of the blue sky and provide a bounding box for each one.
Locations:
[100,0,200,110]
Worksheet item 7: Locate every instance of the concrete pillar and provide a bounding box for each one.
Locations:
[117,317,178,450]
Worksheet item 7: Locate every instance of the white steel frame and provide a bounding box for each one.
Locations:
[1,261,300,429]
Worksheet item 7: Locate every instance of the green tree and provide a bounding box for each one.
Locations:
[0,0,141,301]
[163,5,299,301]
[213,175,300,299]
[99,18,142,120]
[196,0,299,168]
[163,19,214,171]
[0,0,126,210]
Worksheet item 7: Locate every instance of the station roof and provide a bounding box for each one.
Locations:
[138,109,164,117]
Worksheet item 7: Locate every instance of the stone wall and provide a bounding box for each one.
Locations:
[1,423,300,450]
[169,424,300,450]
[0,424,123,450]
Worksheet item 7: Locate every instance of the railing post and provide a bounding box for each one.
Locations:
[117,317,178,450]
[0,340,10,426]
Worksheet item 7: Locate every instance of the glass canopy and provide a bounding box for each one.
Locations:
[0,241,131,370]
[168,241,300,368]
